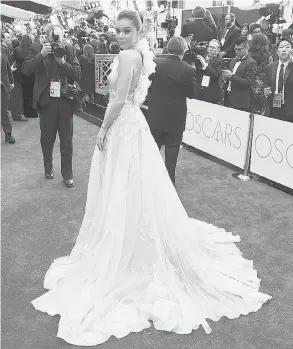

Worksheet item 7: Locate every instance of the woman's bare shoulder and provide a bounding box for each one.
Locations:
[118,49,141,64]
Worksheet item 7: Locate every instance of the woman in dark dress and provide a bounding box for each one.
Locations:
[14,34,38,118]
[248,33,273,115]
[79,44,95,102]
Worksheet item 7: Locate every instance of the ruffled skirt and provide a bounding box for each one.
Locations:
[32,103,271,346]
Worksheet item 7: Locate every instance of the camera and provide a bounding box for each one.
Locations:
[51,42,66,58]
[51,29,66,58]
[191,41,208,57]
[161,16,178,38]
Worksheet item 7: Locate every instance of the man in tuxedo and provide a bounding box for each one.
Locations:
[146,36,197,186]
[195,39,226,104]
[263,38,293,123]
[222,36,258,113]
[1,33,15,144]
[22,24,81,188]
[181,7,214,44]
[219,13,241,59]
[271,29,293,61]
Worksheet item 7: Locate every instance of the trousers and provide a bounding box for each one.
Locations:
[39,98,73,180]
[1,85,12,134]
[150,129,183,185]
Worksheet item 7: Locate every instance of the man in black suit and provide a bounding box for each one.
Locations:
[1,33,15,144]
[222,36,258,113]
[195,39,226,104]
[271,29,293,61]
[219,13,241,59]
[181,7,214,44]
[146,36,197,186]
[23,24,81,188]
[263,38,293,123]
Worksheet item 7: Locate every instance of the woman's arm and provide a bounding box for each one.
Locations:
[101,50,135,130]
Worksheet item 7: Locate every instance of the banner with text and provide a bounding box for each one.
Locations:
[251,115,293,189]
[183,100,250,169]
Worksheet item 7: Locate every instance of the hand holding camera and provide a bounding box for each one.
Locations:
[197,55,206,67]
[41,28,66,60]
[41,43,52,57]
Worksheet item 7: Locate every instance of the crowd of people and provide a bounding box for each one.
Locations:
[180,7,293,121]
[1,5,293,188]
[1,21,121,126]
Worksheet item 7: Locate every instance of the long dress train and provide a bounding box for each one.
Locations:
[32,38,271,346]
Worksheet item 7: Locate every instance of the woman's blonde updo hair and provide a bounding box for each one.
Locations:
[117,10,143,32]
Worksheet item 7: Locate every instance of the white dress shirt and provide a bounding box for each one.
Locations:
[275,59,290,103]
[221,25,233,46]
[227,60,242,91]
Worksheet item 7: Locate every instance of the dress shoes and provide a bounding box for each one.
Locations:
[5,134,15,144]
[45,171,54,180]
[17,116,29,121]
[63,179,75,188]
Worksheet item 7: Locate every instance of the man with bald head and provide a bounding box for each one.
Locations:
[23,24,81,188]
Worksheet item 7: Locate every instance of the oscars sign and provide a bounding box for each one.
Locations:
[183,100,250,169]
[250,115,293,189]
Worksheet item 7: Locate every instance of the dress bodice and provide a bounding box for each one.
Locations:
[107,38,156,107]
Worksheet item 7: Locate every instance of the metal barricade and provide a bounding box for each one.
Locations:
[94,54,116,95]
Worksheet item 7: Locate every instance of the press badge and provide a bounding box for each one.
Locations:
[50,80,61,98]
[273,93,282,108]
[201,75,210,87]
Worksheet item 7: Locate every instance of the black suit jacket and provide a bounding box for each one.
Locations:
[225,55,258,110]
[1,45,14,92]
[181,19,214,43]
[146,56,197,133]
[22,45,81,110]
[263,61,293,122]
[195,56,226,103]
[220,25,241,58]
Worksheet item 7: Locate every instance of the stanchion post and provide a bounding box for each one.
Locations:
[232,113,255,182]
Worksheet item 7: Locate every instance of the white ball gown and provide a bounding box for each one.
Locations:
[32,38,271,346]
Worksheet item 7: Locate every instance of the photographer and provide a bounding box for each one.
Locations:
[195,39,226,104]
[22,24,81,188]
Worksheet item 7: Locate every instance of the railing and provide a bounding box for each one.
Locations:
[94,53,177,95]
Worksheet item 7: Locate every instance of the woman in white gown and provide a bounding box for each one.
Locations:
[32,10,271,346]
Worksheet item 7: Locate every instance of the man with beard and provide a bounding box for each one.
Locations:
[219,13,241,59]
